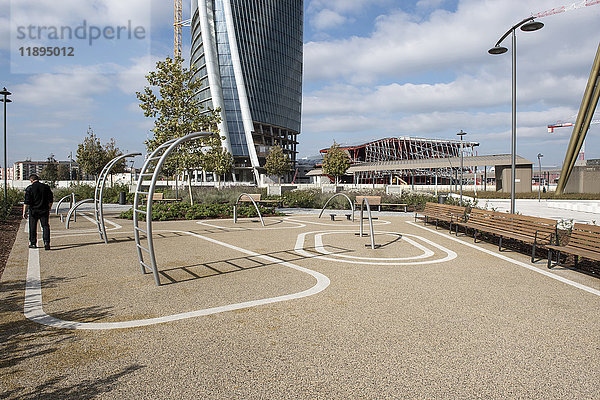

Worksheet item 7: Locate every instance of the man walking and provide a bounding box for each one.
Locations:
[23,174,53,250]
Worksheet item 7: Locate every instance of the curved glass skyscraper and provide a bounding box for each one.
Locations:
[191,0,303,183]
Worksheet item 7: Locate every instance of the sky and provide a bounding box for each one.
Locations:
[1,0,599,169]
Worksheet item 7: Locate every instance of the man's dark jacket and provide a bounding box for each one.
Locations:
[24,181,53,212]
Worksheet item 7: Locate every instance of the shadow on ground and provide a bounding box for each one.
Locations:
[0,278,145,399]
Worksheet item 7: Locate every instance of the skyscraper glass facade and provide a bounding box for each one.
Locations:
[191,0,303,181]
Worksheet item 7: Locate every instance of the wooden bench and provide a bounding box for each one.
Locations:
[238,193,282,207]
[546,223,600,268]
[355,196,407,212]
[152,192,180,202]
[414,202,467,233]
[457,208,558,262]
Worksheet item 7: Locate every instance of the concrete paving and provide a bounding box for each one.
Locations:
[1,209,599,399]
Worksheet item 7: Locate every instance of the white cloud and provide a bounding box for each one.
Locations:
[311,9,349,31]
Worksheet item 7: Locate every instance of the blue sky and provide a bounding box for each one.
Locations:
[1,0,599,168]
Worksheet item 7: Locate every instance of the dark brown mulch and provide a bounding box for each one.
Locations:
[0,207,22,280]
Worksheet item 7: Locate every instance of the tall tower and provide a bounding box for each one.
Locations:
[191,0,303,183]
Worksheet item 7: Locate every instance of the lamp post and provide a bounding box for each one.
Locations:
[489,17,544,214]
[457,130,467,204]
[537,153,543,202]
[0,87,12,204]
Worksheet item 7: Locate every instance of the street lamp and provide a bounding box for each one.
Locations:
[489,17,544,214]
[457,130,467,204]
[537,153,543,202]
[0,87,12,204]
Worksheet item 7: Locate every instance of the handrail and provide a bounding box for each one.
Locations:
[359,197,377,249]
[318,193,355,222]
[65,199,94,229]
[233,193,265,226]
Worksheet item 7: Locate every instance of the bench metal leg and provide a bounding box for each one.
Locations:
[474,230,478,243]
[498,236,503,252]
[547,249,553,269]
[330,214,335,221]
[531,243,536,263]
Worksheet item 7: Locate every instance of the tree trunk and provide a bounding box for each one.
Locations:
[187,172,194,205]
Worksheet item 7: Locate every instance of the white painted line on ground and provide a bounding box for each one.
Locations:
[197,218,306,230]
[406,221,600,297]
[314,231,433,260]
[294,230,456,265]
[24,231,330,330]
[284,216,392,227]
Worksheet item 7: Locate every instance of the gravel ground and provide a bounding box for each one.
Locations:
[1,211,599,399]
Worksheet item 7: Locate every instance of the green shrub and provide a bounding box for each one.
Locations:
[119,202,278,221]
[0,188,23,221]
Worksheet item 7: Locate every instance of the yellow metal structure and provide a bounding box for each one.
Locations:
[556,41,600,193]
[174,0,182,58]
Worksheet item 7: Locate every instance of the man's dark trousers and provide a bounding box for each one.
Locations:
[29,209,50,246]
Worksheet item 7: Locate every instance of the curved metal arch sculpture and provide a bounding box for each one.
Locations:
[95,152,142,244]
[318,193,355,222]
[55,193,76,222]
[232,193,265,226]
[358,197,378,250]
[65,199,94,229]
[133,132,212,286]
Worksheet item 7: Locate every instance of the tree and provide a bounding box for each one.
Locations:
[322,142,350,185]
[202,135,233,188]
[57,163,70,180]
[265,146,291,185]
[76,127,126,181]
[104,138,126,173]
[76,127,105,180]
[40,155,58,186]
[137,56,224,203]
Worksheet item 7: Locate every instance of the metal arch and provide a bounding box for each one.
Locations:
[65,199,94,229]
[233,193,265,226]
[318,193,355,222]
[95,152,142,244]
[55,193,75,215]
[133,132,212,286]
[359,197,377,250]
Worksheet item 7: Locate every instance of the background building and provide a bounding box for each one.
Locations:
[191,0,303,183]
[319,137,480,185]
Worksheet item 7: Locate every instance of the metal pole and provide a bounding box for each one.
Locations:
[510,29,517,214]
[537,153,543,202]
[3,95,7,204]
[460,138,463,203]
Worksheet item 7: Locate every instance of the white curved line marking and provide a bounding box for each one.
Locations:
[197,218,306,230]
[314,231,434,260]
[294,230,456,265]
[407,221,600,297]
[284,216,392,227]
[24,231,330,330]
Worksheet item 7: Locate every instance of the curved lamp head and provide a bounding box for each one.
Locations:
[521,20,544,32]
[0,87,11,97]
[488,45,508,55]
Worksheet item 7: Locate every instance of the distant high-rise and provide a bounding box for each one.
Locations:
[191,0,303,183]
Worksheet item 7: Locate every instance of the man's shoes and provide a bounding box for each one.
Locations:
[29,244,36,249]
[44,243,50,251]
